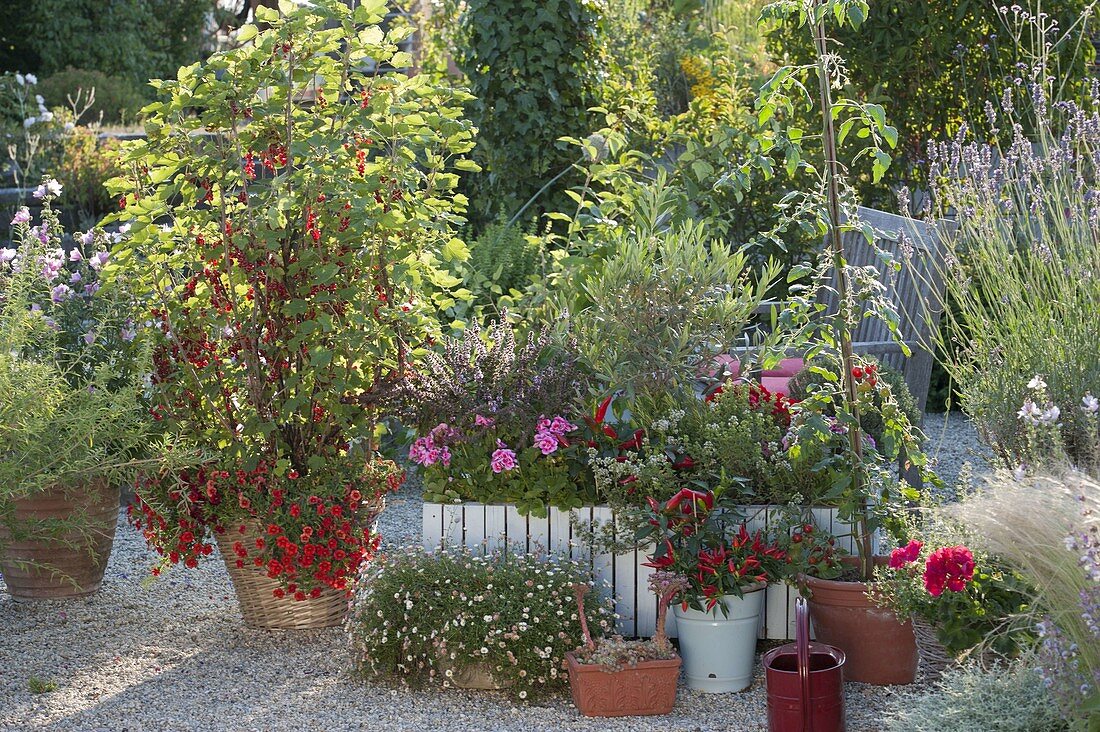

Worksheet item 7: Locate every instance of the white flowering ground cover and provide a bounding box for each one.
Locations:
[0,416,983,731]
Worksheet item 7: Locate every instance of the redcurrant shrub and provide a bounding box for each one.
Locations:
[111,0,477,596]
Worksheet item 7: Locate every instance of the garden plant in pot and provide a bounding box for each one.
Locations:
[111,0,477,628]
[0,187,147,599]
[642,487,789,693]
[748,0,939,684]
[566,572,688,717]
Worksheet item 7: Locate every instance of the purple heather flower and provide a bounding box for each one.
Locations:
[30,224,48,245]
[0,248,16,265]
[69,248,83,263]
[70,271,81,284]
[120,321,137,342]
[1083,393,1099,415]
[10,207,30,226]
[83,331,96,346]
[83,282,100,297]
[80,231,94,248]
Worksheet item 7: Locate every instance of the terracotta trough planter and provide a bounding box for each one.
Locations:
[0,481,120,599]
[566,651,680,717]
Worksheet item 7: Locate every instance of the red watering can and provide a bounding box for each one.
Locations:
[762,597,846,732]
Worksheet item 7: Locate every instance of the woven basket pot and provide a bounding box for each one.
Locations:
[0,480,120,600]
[216,496,384,630]
[911,615,954,679]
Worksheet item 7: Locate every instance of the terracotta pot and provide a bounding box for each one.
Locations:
[566,651,680,717]
[800,569,917,685]
[0,481,120,599]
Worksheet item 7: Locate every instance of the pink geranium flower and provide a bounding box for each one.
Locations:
[491,444,517,473]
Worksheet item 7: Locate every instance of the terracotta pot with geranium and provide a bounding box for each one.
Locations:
[641,487,788,692]
[566,573,687,717]
[110,1,477,628]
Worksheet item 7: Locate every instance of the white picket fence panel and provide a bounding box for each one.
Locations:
[421,502,873,640]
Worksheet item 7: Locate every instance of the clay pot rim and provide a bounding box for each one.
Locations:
[565,650,682,672]
[797,555,892,592]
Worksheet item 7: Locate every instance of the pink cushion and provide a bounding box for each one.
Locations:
[761,376,792,395]
[763,358,804,378]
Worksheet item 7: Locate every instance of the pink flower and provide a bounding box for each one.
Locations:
[490,445,517,473]
[440,445,452,468]
[10,207,30,226]
[923,545,975,597]
[549,416,577,435]
[408,436,437,466]
[534,429,559,455]
[888,540,923,569]
[474,414,494,428]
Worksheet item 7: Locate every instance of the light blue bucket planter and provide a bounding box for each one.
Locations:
[673,585,765,693]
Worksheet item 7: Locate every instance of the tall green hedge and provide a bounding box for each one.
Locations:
[456,0,601,227]
[9,0,214,90]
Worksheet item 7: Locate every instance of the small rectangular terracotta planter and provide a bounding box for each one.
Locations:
[565,652,681,717]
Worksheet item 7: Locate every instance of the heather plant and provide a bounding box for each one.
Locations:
[347,547,615,702]
[110,0,475,596]
[950,472,1100,729]
[924,75,1100,474]
[406,317,594,514]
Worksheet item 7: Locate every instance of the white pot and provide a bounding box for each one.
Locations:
[672,585,765,693]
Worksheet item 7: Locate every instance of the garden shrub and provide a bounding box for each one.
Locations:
[112,0,476,594]
[38,68,146,125]
[348,547,615,702]
[455,0,601,226]
[26,0,214,90]
[766,0,1095,209]
[567,184,784,421]
[884,660,1068,732]
[454,216,543,315]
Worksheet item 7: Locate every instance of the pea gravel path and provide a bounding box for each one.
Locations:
[0,413,987,732]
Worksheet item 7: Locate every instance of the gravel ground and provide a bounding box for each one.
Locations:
[921,411,995,489]
[0,414,989,732]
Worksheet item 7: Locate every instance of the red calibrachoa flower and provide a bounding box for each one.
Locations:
[113,0,476,600]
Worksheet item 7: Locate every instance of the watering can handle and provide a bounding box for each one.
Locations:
[796,596,812,732]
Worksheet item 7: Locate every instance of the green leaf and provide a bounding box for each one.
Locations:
[235,24,258,43]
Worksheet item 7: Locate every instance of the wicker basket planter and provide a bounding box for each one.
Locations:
[216,496,384,630]
[0,481,120,600]
[215,523,349,630]
[911,615,954,678]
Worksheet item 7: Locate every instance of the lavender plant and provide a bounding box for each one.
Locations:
[924,70,1100,475]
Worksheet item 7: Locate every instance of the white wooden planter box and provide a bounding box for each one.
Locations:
[421,502,874,640]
